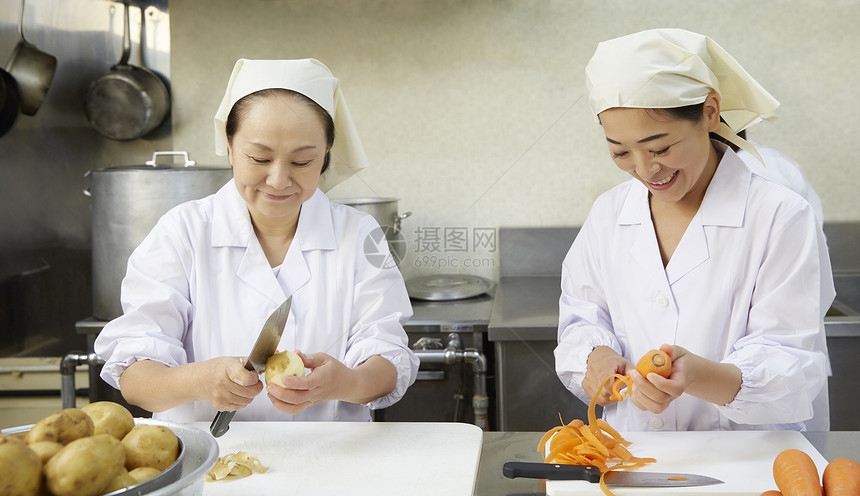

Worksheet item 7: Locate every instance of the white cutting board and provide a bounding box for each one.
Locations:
[547,431,829,496]
[194,421,483,496]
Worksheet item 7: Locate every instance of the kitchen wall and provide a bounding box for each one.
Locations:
[171,0,860,281]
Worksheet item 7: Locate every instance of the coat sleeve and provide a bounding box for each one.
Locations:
[94,215,193,389]
[716,199,833,425]
[555,211,622,406]
[341,219,419,410]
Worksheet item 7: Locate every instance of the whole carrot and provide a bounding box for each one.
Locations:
[761,491,783,496]
[610,349,672,401]
[773,449,823,496]
[635,349,672,379]
[822,458,860,496]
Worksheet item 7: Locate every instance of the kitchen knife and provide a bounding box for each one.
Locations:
[502,462,723,487]
[209,297,292,438]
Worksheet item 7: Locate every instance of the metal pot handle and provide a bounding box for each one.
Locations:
[145,151,196,168]
[395,211,412,234]
[82,169,92,197]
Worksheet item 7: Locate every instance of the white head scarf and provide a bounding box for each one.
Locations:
[214,58,368,191]
[585,28,780,161]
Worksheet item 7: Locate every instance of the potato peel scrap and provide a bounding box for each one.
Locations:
[206,451,268,482]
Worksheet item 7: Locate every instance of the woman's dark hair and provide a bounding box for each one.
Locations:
[646,103,741,152]
[225,88,335,173]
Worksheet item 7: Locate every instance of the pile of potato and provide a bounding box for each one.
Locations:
[0,401,179,496]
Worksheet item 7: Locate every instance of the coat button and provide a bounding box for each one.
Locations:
[649,417,664,429]
[654,294,669,308]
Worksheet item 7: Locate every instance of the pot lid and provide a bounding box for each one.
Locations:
[406,274,494,301]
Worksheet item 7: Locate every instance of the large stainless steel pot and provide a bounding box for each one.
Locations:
[86,151,232,320]
[331,197,411,234]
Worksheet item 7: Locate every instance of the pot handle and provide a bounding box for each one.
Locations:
[145,151,197,168]
[395,211,412,234]
[82,169,92,197]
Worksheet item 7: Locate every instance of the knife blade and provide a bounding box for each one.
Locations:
[502,462,723,487]
[209,297,292,438]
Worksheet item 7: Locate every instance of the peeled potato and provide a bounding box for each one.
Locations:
[26,408,94,445]
[81,401,135,440]
[265,350,306,386]
[0,436,41,496]
[122,424,179,471]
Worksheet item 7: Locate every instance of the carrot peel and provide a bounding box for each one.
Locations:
[540,349,673,496]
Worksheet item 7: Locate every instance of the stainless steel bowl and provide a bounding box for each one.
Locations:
[1,418,218,496]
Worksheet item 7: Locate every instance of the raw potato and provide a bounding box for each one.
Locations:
[44,434,125,496]
[128,466,161,483]
[122,424,179,471]
[0,436,41,496]
[101,469,138,494]
[25,408,94,445]
[265,350,306,386]
[27,440,64,465]
[81,401,135,440]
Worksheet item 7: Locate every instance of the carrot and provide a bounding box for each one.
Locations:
[610,349,672,401]
[635,349,672,379]
[541,374,655,496]
[822,458,860,496]
[773,449,823,496]
[761,491,783,496]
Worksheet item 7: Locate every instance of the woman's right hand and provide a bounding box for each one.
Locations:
[195,357,263,411]
[582,346,632,406]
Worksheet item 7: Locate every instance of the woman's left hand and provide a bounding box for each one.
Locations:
[628,344,686,413]
[265,351,353,414]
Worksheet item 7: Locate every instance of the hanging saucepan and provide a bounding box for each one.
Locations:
[0,69,21,137]
[85,0,170,141]
[4,0,57,116]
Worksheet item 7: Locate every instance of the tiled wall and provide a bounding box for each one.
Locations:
[170,0,860,280]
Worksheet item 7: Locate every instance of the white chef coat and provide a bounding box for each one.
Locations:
[737,141,824,227]
[555,143,834,431]
[95,181,419,423]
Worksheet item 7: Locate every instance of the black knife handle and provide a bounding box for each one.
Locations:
[502,462,601,482]
[210,410,236,438]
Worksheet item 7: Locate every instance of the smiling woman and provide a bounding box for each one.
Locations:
[555,29,834,433]
[93,58,419,424]
[225,90,333,263]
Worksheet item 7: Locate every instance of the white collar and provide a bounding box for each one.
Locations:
[617,141,750,228]
[211,182,337,251]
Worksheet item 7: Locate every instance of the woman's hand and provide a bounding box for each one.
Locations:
[194,356,263,412]
[266,352,397,415]
[628,344,685,413]
[119,357,263,413]
[583,346,634,406]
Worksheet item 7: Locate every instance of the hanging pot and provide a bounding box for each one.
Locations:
[4,0,57,116]
[85,0,169,141]
[0,69,20,137]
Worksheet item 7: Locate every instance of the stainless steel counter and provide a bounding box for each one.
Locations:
[475,431,860,495]
[408,292,495,327]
